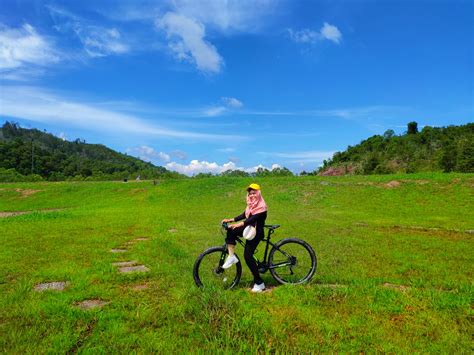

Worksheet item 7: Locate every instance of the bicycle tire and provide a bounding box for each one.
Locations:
[269,238,317,284]
[193,246,242,289]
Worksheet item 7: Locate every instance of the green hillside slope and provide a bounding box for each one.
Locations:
[0,122,182,181]
[318,122,474,175]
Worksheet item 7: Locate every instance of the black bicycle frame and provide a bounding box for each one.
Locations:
[222,227,295,271]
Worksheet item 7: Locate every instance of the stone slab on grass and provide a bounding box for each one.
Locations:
[134,237,150,241]
[75,299,109,310]
[34,281,69,292]
[110,248,127,253]
[112,261,137,267]
[119,265,150,273]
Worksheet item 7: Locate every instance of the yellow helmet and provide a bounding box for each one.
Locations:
[246,183,261,191]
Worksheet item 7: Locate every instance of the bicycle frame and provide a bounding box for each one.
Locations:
[222,226,296,273]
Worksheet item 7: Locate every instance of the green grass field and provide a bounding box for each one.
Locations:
[1,173,473,352]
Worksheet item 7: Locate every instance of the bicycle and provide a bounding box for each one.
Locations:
[193,223,317,289]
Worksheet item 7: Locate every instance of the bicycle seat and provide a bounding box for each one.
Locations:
[264,224,281,230]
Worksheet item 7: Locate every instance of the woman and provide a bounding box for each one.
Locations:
[221,183,268,293]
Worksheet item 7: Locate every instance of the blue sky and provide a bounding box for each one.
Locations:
[0,0,472,175]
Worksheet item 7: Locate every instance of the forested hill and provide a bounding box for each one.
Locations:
[0,122,183,181]
[317,122,474,175]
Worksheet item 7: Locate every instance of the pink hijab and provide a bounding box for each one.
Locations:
[245,190,268,218]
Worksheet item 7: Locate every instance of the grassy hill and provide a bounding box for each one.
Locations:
[0,121,182,181]
[317,122,474,175]
[0,174,472,352]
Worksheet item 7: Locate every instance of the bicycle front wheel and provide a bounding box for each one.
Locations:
[269,238,317,284]
[193,246,242,289]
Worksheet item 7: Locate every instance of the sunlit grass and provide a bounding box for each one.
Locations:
[0,173,472,352]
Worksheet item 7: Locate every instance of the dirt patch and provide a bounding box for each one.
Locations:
[168,228,177,233]
[384,180,401,188]
[110,248,127,253]
[0,211,28,218]
[132,284,150,291]
[75,299,109,310]
[112,261,137,267]
[318,165,355,176]
[0,208,67,219]
[34,281,69,292]
[15,188,42,198]
[134,237,150,241]
[383,282,410,292]
[119,265,150,273]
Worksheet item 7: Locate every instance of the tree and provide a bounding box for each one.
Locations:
[407,121,418,134]
[383,129,395,140]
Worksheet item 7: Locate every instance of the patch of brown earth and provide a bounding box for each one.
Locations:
[0,211,28,218]
[318,165,355,176]
[134,237,150,241]
[168,228,177,233]
[132,284,150,291]
[119,265,150,273]
[0,208,67,218]
[383,282,410,292]
[110,248,127,253]
[384,180,401,188]
[75,299,109,310]
[15,188,42,198]
[112,261,137,267]
[34,281,69,292]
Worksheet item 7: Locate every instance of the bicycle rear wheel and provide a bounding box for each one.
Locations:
[193,246,242,289]
[269,238,317,284]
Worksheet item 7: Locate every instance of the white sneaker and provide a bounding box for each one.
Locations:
[251,282,265,293]
[222,254,239,269]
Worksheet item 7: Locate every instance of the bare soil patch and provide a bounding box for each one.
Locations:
[15,188,42,198]
[132,283,150,291]
[384,180,401,188]
[134,237,150,241]
[34,281,69,292]
[119,265,150,273]
[110,248,127,253]
[168,228,177,233]
[75,299,109,310]
[112,261,137,267]
[383,282,410,292]
[0,211,28,218]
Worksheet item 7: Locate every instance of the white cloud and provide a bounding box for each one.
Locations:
[0,86,245,141]
[320,23,342,44]
[204,106,227,117]
[74,26,129,58]
[156,12,223,73]
[259,150,335,164]
[48,5,130,58]
[222,97,243,108]
[170,150,187,160]
[288,22,342,45]
[172,0,277,33]
[126,146,171,163]
[0,23,59,76]
[165,159,280,176]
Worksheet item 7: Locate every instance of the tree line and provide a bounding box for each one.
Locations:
[0,122,183,182]
[317,122,474,174]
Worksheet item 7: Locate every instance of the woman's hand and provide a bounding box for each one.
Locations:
[229,222,244,229]
[221,218,233,224]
